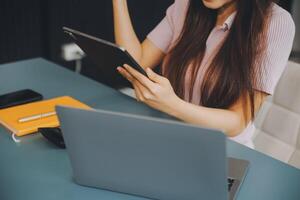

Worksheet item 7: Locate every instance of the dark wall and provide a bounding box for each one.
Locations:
[0,0,45,63]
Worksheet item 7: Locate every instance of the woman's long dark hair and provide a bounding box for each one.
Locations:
[164,0,274,121]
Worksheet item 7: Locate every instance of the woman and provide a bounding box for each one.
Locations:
[112,0,295,147]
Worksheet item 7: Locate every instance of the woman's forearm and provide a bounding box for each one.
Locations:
[166,99,245,137]
[118,64,246,137]
[112,0,142,62]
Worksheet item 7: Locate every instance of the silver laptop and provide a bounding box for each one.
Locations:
[56,106,249,200]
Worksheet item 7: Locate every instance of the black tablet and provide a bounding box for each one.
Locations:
[63,27,147,78]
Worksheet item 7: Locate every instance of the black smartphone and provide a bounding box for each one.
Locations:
[0,89,43,109]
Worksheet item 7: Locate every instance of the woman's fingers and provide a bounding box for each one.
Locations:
[133,80,154,101]
[133,84,144,101]
[117,66,135,82]
[117,67,146,101]
[118,65,154,101]
[123,64,155,89]
[145,67,166,84]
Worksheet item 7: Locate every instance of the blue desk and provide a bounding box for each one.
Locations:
[1,58,300,200]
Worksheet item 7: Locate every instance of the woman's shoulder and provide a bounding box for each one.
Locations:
[269,3,295,31]
[257,3,296,95]
[166,0,190,36]
[172,0,189,7]
[170,0,189,17]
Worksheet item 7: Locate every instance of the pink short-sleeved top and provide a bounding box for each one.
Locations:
[147,0,295,148]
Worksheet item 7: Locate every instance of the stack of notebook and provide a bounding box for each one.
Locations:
[0,96,91,137]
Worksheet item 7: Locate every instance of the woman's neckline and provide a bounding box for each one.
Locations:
[216,1,237,26]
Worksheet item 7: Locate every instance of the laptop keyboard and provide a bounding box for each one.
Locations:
[228,178,235,191]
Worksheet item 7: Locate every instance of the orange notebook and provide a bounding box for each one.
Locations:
[0,96,91,137]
